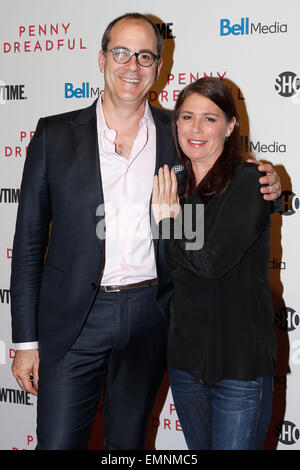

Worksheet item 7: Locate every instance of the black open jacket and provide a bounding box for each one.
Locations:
[161,163,277,382]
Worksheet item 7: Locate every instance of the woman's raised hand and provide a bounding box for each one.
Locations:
[152,165,181,224]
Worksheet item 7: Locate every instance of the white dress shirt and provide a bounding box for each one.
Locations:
[97,94,157,286]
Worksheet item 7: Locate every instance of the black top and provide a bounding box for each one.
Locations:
[162,163,277,382]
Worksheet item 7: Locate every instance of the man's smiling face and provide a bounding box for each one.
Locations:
[99,18,162,107]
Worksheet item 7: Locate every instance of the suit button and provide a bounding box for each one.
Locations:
[91,282,97,289]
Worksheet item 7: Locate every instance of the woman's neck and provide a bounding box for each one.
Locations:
[191,160,216,186]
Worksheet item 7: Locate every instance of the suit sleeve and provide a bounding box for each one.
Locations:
[10,118,51,343]
[162,164,271,279]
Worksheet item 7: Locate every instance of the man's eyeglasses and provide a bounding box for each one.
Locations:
[105,48,159,67]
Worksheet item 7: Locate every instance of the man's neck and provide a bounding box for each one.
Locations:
[101,92,146,133]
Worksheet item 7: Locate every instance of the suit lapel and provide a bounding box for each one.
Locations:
[70,100,105,248]
[151,104,186,194]
[71,102,173,208]
[149,105,176,259]
[150,104,174,175]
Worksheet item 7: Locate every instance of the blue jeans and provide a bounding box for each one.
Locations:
[169,368,273,450]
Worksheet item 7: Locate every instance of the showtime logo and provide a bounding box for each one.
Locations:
[275,72,300,98]
[0,289,10,304]
[155,22,175,39]
[0,188,20,203]
[275,307,300,332]
[0,84,27,101]
[275,421,300,445]
[0,387,33,406]
[0,80,5,103]
[220,18,287,36]
[281,191,299,216]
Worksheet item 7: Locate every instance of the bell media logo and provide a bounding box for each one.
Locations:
[275,71,300,97]
[240,135,286,155]
[220,18,287,36]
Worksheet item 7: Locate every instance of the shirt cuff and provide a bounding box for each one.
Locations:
[14,342,39,350]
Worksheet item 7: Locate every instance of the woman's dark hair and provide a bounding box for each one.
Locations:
[101,13,163,59]
[172,77,242,203]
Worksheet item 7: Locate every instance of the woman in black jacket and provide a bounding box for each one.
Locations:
[152,77,277,450]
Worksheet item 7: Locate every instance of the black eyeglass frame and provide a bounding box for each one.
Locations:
[105,48,159,67]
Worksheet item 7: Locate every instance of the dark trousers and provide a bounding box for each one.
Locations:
[36,284,167,450]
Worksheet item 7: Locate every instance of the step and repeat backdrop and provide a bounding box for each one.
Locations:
[0,0,299,450]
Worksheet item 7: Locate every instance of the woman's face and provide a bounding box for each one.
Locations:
[176,92,236,166]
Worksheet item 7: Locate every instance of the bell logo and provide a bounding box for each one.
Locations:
[220,18,287,36]
[220,18,249,36]
[275,421,300,445]
[64,82,101,99]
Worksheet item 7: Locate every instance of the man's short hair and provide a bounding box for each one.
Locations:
[101,12,163,59]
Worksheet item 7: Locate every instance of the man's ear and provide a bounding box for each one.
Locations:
[155,58,163,80]
[98,49,105,73]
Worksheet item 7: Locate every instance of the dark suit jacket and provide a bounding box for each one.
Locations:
[163,163,277,382]
[10,100,179,365]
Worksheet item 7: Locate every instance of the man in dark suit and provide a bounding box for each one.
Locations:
[10,13,281,450]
